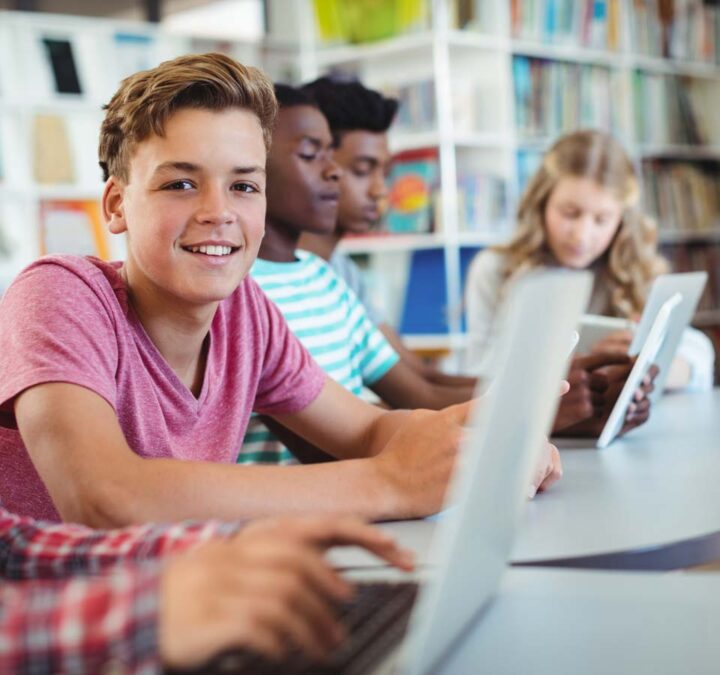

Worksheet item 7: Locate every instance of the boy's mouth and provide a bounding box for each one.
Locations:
[182,244,240,257]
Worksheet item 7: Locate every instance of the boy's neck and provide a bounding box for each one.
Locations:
[122,265,216,396]
[298,231,341,261]
[258,219,301,262]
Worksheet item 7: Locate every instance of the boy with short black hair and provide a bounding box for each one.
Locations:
[299,76,656,438]
[239,83,512,465]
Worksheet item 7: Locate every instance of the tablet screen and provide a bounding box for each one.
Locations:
[596,293,682,449]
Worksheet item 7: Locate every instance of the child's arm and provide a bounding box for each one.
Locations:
[0,565,162,673]
[14,380,468,527]
[369,359,475,409]
[0,506,236,580]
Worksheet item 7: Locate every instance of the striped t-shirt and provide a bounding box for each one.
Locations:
[239,251,400,464]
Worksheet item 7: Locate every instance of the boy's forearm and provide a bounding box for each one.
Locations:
[80,456,399,528]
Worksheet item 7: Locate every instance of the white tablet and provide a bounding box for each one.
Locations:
[576,314,635,354]
[596,293,682,449]
[626,272,707,401]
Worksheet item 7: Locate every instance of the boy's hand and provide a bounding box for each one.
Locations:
[528,440,563,498]
[555,356,658,438]
[159,518,414,669]
[553,352,631,432]
[371,402,470,519]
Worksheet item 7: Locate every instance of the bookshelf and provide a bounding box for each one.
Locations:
[267,0,720,367]
[0,10,274,294]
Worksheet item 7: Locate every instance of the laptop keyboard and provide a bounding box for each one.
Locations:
[182,581,419,674]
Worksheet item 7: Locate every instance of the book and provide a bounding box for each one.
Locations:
[32,114,75,185]
[385,148,439,234]
[39,200,109,259]
[510,0,621,50]
[513,56,624,140]
[643,160,720,233]
[41,36,82,94]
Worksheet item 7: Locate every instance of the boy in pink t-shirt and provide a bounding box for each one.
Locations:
[0,53,560,527]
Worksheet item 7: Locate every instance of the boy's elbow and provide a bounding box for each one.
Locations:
[54,478,138,528]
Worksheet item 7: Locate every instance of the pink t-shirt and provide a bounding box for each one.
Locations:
[0,255,326,521]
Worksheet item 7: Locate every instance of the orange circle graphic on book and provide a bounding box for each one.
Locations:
[389,175,429,213]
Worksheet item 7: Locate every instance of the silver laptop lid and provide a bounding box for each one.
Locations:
[399,270,592,675]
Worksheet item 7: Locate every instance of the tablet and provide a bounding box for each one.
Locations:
[576,314,635,354]
[627,272,707,402]
[596,293,682,449]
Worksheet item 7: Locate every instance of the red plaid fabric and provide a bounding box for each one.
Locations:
[0,507,238,673]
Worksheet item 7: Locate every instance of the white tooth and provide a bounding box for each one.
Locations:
[223,246,231,255]
[211,245,221,256]
[198,245,208,254]
[192,246,200,253]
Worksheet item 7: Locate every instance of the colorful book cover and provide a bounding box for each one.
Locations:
[386,149,438,234]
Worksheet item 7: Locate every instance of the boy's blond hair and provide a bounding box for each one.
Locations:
[99,52,277,182]
[495,129,668,318]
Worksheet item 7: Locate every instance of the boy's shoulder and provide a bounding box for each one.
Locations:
[5,255,128,320]
[8,254,126,302]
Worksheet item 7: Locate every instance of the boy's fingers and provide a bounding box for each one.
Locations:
[442,399,474,425]
[292,518,416,571]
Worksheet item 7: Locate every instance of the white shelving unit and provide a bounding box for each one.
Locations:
[0,10,273,293]
[267,0,720,355]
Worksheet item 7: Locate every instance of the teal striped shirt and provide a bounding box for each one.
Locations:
[238,251,399,465]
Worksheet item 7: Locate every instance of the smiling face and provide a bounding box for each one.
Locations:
[335,130,391,235]
[265,105,342,236]
[102,107,267,309]
[543,176,624,269]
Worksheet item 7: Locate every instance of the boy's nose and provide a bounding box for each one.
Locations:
[370,172,389,201]
[323,156,343,182]
[196,188,234,225]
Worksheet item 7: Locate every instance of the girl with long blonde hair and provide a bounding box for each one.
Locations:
[465,129,714,391]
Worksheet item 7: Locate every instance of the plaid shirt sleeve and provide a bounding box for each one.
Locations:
[1,562,162,674]
[0,507,243,673]
[0,507,241,580]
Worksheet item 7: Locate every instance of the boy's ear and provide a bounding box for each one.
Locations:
[103,177,127,234]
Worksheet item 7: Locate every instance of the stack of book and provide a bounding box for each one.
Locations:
[633,72,720,145]
[511,0,622,50]
[456,173,508,233]
[630,0,720,64]
[643,160,720,234]
[387,80,436,133]
[514,56,623,139]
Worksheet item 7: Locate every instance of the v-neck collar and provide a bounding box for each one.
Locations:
[124,295,214,412]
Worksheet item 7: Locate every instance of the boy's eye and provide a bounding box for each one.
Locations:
[560,208,580,219]
[163,179,194,190]
[298,153,317,161]
[232,182,258,193]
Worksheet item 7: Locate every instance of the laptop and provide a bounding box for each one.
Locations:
[192,269,592,675]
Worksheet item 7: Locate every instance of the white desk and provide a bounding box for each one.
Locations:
[439,567,720,674]
[331,390,720,570]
